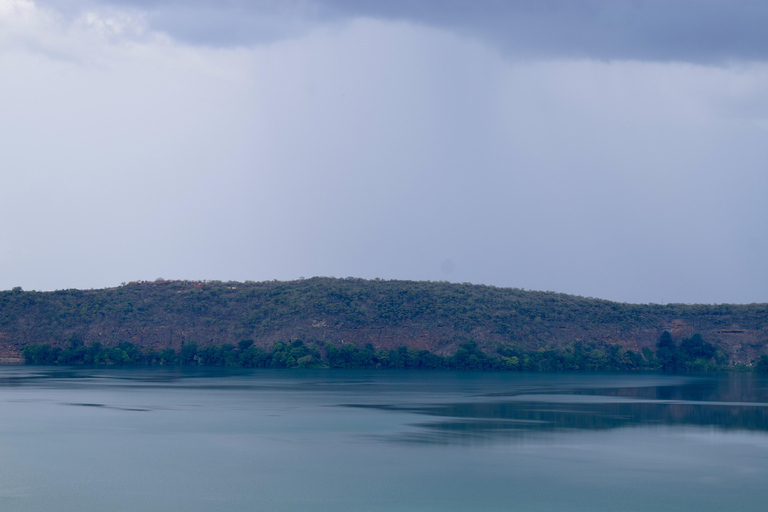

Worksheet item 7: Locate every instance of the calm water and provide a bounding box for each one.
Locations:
[2,368,768,511]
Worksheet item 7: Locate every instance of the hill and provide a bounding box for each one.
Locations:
[1,277,767,366]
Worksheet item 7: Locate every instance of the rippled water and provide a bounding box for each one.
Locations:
[1,368,767,511]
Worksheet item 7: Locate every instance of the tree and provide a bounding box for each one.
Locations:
[755,355,768,373]
[179,342,198,366]
[656,331,679,372]
[674,333,719,371]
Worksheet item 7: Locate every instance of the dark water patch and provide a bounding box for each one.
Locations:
[352,398,768,445]
[64,403,152,412]
[343,374,768,444]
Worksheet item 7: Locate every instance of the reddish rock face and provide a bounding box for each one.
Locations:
[2,279,767,365]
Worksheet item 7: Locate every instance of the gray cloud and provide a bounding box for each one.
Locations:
[38,0,768,62]
[3,2,768,304]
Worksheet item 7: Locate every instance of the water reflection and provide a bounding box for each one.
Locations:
[4,367,768,445]
[344,374,768,444]
[3,368,768,512]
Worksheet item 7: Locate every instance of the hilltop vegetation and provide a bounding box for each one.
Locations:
[2,278,768,367]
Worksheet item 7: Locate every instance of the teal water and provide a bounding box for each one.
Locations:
[1,368,768,511]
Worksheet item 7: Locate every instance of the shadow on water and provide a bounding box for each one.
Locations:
[343,374,768,445]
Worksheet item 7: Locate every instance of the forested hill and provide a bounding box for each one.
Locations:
[1,278,767,365]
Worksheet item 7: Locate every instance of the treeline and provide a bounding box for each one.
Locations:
[22,339,322,369]
[22,332,753,372]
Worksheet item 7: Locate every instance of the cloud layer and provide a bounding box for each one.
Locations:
[2,0,768,304]
[36,0,768,62]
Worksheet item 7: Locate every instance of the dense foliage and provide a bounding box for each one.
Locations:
[3,278,768,368]
[2,278,767,338]
[22,332,733,372]
[755,355,768,373]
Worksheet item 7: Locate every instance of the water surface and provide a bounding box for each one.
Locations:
[1,368,767,511]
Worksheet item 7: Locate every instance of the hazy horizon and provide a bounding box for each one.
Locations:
[2,0,767,304]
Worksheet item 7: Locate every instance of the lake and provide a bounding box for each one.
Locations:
[1,368,767,511]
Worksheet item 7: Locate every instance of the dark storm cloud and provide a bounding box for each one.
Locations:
[325,0,768,62]
[39,0,768,62]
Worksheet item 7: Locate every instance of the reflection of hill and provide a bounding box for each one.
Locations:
[348,377,768,444]
[577,376,768,404]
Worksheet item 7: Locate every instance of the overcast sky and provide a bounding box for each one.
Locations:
[2,0,767,304]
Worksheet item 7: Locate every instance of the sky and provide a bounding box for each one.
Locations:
[1,0,767,304]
